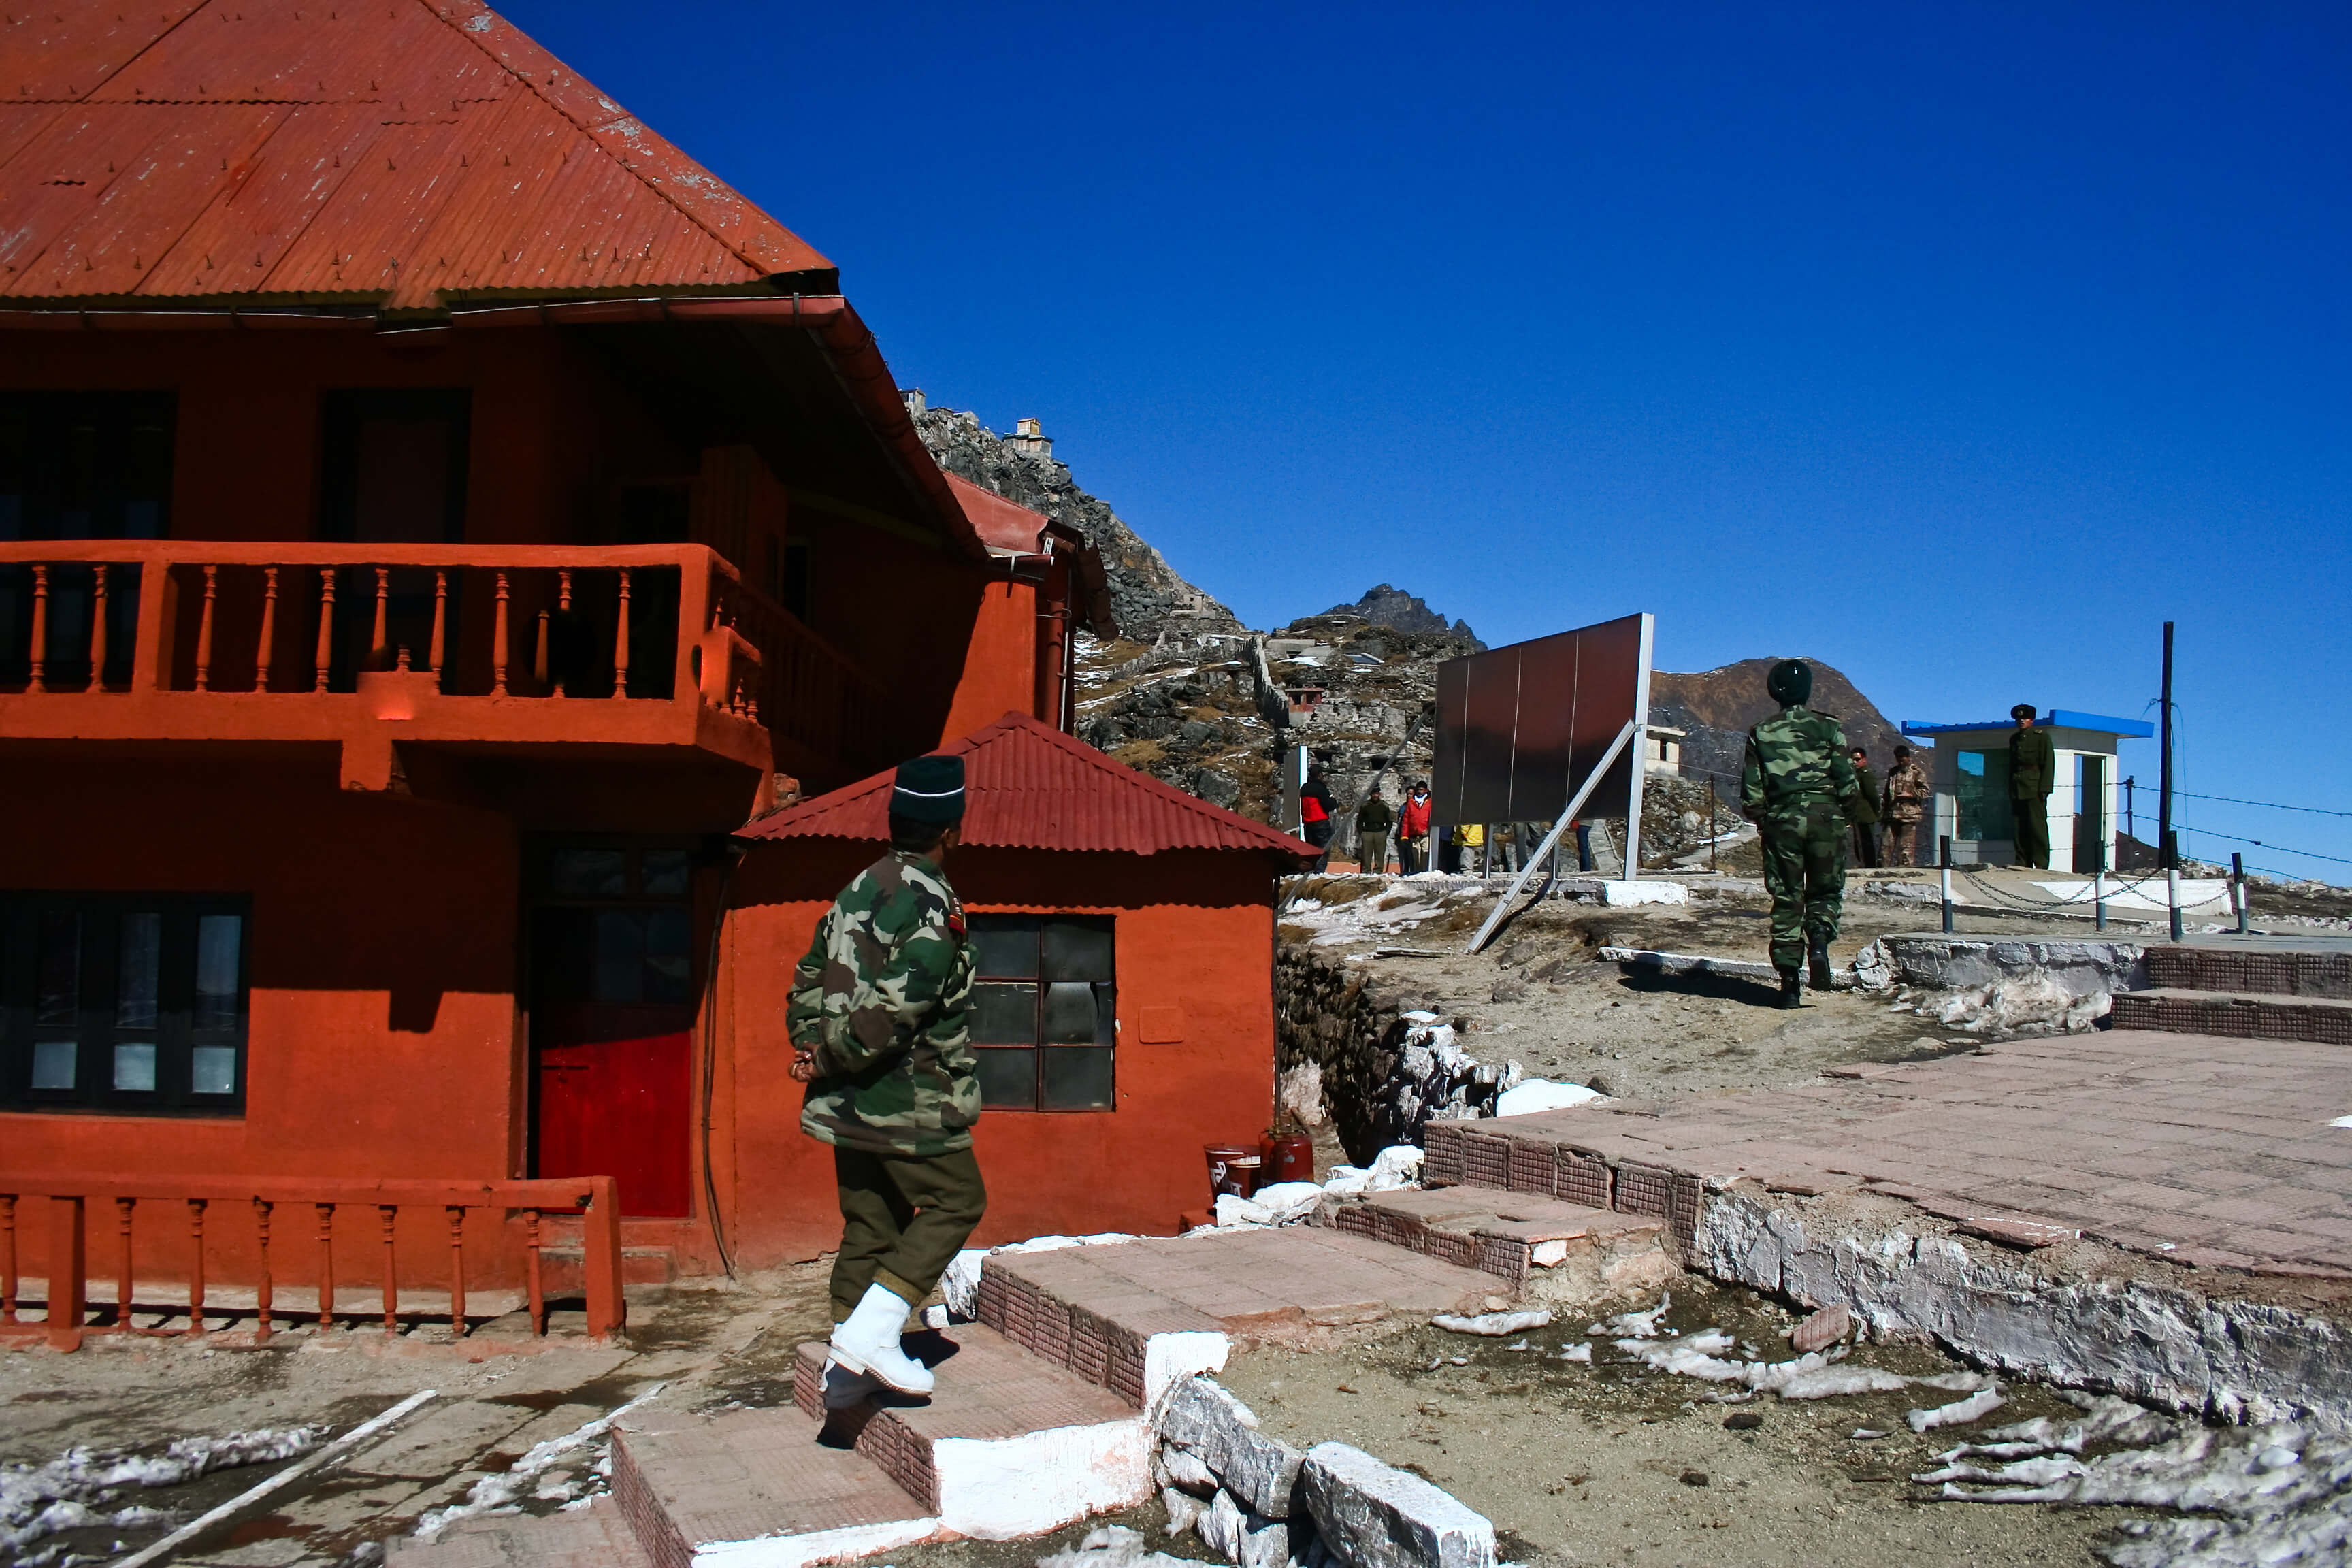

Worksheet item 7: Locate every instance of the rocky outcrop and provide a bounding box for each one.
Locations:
[1320,585,1482,649]
[909,396,1242,642]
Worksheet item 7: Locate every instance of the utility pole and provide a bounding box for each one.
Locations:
[2160,621,2180,941]
[2123,776,2135,843]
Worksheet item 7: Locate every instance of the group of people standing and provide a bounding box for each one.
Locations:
[1842,740,1931,868]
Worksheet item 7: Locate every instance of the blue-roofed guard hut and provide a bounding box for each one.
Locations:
[1898,710,2155,871]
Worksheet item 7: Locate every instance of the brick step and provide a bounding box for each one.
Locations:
[1327,1186,1667,1290]
[538,1246,677,1290]
[610,1401,944,1568]
[977,1227,1498,1389]
[788,1325,1150,1539]
[2145,945,2352,999]
[385,1496,650,1568]
[2111,988,2352,1047]
[1423,1111,1708,1261]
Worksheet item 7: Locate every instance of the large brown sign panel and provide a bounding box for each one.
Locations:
[1432,612,1653,828]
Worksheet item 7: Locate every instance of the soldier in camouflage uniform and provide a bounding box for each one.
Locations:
[789,753,985,1403]
[1882,745,1930,866]
[1742,659,1859,1007]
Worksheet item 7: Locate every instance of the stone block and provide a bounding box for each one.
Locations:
[1158,1378,1304,1519]
[1300,1442,1494,1568]
[1788,1302,1849,1354]
[1197,1488,1290,1568]
[1158,1443,1218,1497]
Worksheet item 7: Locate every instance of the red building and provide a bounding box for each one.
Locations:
[0,1,1285,1309]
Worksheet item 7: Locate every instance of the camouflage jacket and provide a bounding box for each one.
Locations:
[1883,758,1931,819]
[789,851,980,1156]
[1741,705,1859,829]
[1848,764,1882,825]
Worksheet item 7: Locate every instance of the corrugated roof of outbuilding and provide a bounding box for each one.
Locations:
[0,0,832,310]
[738,710,1316,863]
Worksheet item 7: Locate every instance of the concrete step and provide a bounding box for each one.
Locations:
[610,1401,945,1568]
[1326,1186,1669,1294]
[2144,944,2352,1000]
[788,1326,1151,1539]
[385,1496,651,1568]
[2111,987,2352,1047]
[1423,1111,1709,1261]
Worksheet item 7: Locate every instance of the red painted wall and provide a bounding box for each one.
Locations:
[941,575,1041,742]
[713,842,1281,1267]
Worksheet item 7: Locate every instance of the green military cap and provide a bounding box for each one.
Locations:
[1766,659,1812,707]
[892,754,966,824]
[2011,703,2037,721]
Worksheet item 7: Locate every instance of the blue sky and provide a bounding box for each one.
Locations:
[513,1,2352,880]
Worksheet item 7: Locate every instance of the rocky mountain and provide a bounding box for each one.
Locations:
[1648,657,1905,799]
[1322,585,1482,647]
[909,396,1243,641]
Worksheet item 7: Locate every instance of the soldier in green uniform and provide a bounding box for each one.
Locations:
[2007,704,2056,869]
[1846,747,1882,869]
[1742,660,1859,1007]
[789,753,985,1404]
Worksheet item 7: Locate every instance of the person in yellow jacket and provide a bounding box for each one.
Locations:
[1450,821,1486,875]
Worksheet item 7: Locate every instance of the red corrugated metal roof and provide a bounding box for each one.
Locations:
[738,710,1317,863]
[946,473,1049,554]
[0,1,831,308]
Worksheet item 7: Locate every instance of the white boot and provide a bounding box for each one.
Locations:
[828,1284,934,1395]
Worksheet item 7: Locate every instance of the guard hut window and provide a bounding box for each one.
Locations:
[1955,750,2015,843]
[0,894,249,1115]
[967,915,1115,1111]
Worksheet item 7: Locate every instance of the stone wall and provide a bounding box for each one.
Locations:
[1275,945,1503,1165]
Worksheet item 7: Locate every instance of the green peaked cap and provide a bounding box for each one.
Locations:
[892,753,966,825]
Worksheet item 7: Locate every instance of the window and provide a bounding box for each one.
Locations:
[529,845,697,1009]
[968,915,1115,1111]
[0,391,175,540]
[1955,750,2015,842]
[320,390,470,544]
[1,895,248,1113]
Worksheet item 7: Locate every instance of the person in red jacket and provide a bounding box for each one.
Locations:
[1397,780,1433,874]
[1300,764,1337,870]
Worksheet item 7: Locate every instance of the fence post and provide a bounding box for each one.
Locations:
[2233,852,2249,936]
[48,1196,85,1352]
[580,1177,625,1341]
[1939,835,1955,934]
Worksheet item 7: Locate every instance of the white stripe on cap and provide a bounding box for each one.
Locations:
[893,784,965,798]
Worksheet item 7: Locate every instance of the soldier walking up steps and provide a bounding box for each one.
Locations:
[789,753,986,1407]
[1882,745,1930,866]
[1742,659,1860,1008]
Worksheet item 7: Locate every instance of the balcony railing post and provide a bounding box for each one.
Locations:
[1,1194,15,1324]
[492,572,510,697]
[27,564,48,692]
[429,569,448,686]
[254,1198,274,1340]
[525,1209,546,1337]
[380,1205,399,1335]
[313,569,337,694]
[48,1195,85,1352]
[115,1196,135,1329]
[193,564,218,691]
[554,570,572,697]
[446,1206,467,1337]
[187,1198,208,1335]
[611,569,632,698]
[371,567,391,666]
[86,564,109,692]
[679,553,715,710]
[256,566,278,692]
[315,1202,336,1329]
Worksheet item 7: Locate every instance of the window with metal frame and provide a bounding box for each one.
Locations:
[0,894,249,1114]
[966,914,1115,1111]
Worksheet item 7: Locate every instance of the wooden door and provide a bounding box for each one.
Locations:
[529,846,697,1217]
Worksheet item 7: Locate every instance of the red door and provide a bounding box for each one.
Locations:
[529,847,697,1218]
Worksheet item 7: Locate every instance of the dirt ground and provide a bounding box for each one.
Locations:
[1212,1277,2151,1568]
[0,1266,839,1566]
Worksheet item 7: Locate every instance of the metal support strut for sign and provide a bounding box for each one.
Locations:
[1465,718,1641,956]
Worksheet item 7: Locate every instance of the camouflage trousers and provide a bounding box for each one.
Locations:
[831,1147,987,1320]
[1759,804,1847,970]
[1882,814,1923,866]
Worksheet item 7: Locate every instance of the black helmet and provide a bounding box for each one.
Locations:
[1765,659,1812,707]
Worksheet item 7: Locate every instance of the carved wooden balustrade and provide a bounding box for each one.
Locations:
[0,542,877,776]
[0,1174,623,1350]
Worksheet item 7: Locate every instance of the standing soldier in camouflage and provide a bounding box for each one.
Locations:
[1882,745,1931,866]
[789,753,985,1405]
[1742,660,1859,1007]
[2008,704,2057,869]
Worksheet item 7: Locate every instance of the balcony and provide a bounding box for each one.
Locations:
[0,542,877,790]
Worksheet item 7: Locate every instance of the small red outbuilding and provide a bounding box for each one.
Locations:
[708,712,1313,1264]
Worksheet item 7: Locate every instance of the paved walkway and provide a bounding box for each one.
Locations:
[1505,1030,2352,1275]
